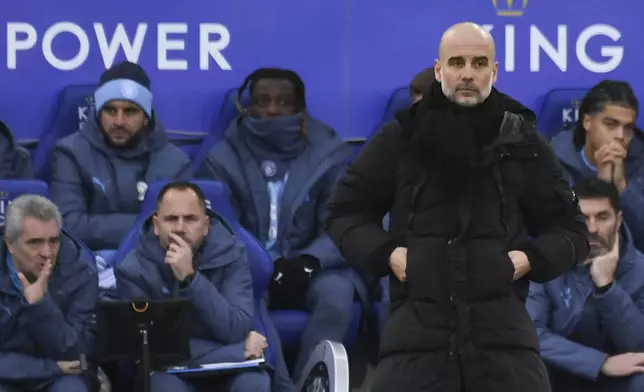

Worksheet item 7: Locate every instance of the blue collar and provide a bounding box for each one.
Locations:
[580,146,598,173]
[5,255,23,294]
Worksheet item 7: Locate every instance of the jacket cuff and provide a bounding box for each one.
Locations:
[180,271,203,294]
[519,241,552,282]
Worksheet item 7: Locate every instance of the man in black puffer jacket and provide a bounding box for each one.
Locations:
[325,22,589,392]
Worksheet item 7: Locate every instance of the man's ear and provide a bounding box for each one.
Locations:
[434,59,442,82]
[4,237,14,255]
[204,215,211,237]
[152,213,160,236]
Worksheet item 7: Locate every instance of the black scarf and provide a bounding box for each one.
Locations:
[399,81,535,191]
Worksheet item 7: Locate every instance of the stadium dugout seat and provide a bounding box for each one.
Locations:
[537,88,589,139]
[109,180,276,366]
[32,85,96,180]
[381,87,411,126]
[192,88,245,170]
[0,179,49,227]
[352,87,410,159]
[0,180,50,229]
[0,179,48,201]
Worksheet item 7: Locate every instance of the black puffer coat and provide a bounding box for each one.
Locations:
[325,99,589,391]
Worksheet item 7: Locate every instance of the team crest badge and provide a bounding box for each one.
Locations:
[261,160,277,178]
[137,181,148,202]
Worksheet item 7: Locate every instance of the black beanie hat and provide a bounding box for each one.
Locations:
[99,61,151,90]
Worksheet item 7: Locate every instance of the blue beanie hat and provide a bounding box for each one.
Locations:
[94,61,153,118]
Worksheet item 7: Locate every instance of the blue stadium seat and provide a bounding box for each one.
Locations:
[352,87,410,159]
[375,277,389,336]
[192,88,247,170]
[33,85,96,180]
[537,88,588,138]
[0,180,49,227]
[381,87,411,125]
[0,179,48,200]
[269,305,361,351]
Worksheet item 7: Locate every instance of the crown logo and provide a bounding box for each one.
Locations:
[492,0,528,17]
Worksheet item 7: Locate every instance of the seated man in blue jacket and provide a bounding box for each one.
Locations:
[0,195,99,392]
[197,68,363,381]
[49,61,192,252]
[115,181,270,392]
[0,120,31,179]
[527,178,644,392]
[550,80,644,251]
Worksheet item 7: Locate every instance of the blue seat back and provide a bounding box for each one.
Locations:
[192,89,246,170]
[33,84,96,180]
[0,180,49,227]
[351,87,410,160]
[380,87,411,126]
[111,180,272,300]
[537,88,589,138]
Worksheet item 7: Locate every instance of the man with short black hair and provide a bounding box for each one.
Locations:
[528,177,644,392]
[0,195,98,392]
[116,181,270,392]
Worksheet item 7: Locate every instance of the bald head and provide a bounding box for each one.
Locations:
[439,22,496,61]
[435,22,498,107]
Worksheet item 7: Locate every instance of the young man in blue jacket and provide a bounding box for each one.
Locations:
[115,181,270,392]
[0,120,31,179]
[198,68,366,381]
[527,178,644,392]
[550,81,644,252]
[49,61,192,252]
[0,195,99,392]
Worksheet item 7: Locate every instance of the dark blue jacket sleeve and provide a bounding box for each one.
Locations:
[594,281,644,352]
[0,352,61,380]
[296,159,349,269]
[180,242,253,345]
[620,180,644,252]
[12,146,33,179]
[175,158,194,181]
[196,154,243,219]
[22,265,99,360]
[115,262,152,300]
[50,148,137,249]
[526,283,608,380]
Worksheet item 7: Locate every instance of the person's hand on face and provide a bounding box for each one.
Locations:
[165,233,195,282]
[18,260,52,304]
